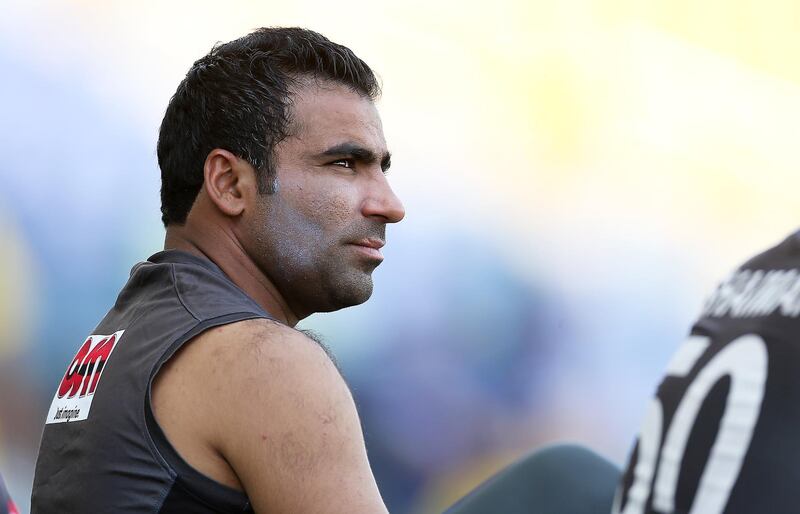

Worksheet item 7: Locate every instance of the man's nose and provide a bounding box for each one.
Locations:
[361,173,405,223]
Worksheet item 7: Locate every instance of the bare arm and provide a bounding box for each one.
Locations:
[152,319,388,514]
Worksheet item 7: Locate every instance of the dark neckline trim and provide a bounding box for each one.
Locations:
[148,250,226,277]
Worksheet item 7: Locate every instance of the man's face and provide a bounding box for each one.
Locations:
[242,81,405,318]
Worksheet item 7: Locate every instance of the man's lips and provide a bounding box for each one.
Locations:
[348,238,385,260]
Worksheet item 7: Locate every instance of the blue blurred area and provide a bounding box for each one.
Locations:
[321,232,562,511]
[0,45,159,377]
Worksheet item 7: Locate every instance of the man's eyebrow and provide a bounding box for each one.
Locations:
[317,143,392,172]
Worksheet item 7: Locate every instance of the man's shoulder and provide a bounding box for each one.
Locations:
[119,251,269,322]
[151,317,355,501]
[201,318,383,513]
[164,317,344,412]
[737,229,800,271]
[195,318,333,367]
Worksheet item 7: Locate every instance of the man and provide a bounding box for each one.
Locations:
[32,27,403,513]
[614,230,800,514]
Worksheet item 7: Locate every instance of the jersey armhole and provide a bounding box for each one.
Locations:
[143,312,267,513]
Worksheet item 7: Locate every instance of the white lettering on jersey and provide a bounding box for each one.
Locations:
[702,269,800,318]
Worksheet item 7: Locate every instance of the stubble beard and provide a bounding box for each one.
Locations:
[316,248,377,311]
[248,223,379,317]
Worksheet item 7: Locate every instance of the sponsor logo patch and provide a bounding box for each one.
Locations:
[45,330,124,424]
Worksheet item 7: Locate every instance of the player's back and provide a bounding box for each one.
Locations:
[614,230,800,514]
[31,250,268,513]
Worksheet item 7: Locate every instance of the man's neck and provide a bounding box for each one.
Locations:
[164,222,300,327]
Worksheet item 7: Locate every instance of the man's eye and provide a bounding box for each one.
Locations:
[331,159,355,169]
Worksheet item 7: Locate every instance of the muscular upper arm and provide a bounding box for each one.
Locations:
[202,319,386,514]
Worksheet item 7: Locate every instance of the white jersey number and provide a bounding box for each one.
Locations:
[613,334,768,514]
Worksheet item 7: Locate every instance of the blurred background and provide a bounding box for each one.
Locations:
[2,0,800,512]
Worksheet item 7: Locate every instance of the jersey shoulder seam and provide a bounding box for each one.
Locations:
[170,263,201,321]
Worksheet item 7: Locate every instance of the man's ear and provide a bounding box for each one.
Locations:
[202,149,255,217]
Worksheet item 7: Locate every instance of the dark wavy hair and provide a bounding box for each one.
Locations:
[156,27,381,226]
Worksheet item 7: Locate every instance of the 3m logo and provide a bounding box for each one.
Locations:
[45,330,124,424]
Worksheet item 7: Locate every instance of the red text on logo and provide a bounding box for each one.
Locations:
[57,333,119,399]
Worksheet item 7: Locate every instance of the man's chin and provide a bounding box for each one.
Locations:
[322,275,374,311]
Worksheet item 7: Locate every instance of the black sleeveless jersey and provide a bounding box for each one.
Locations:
[614,230,800,514]
[31,250,271,513]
